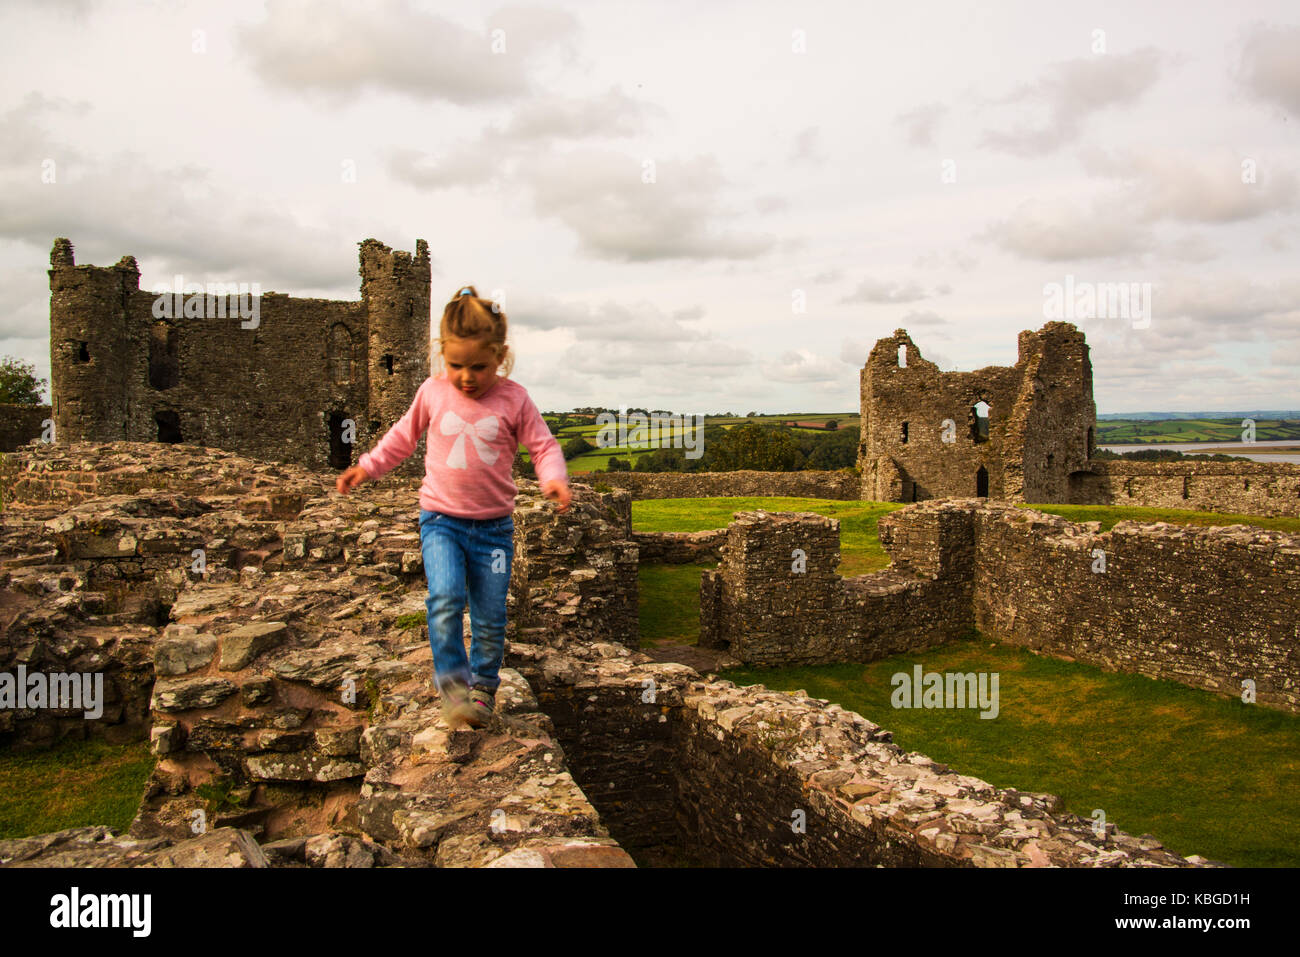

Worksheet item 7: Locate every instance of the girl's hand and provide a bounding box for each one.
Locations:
[541,480,571,513]
[337,465,370,495]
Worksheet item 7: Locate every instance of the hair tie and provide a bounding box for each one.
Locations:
[459,287,472,296]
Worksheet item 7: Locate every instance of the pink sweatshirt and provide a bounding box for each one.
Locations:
[358,374,568,519]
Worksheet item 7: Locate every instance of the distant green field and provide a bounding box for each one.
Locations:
[1096,418,1300,444]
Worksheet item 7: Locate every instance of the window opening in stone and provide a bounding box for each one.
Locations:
[897,344,907,368]
[901,421,909,443]
[328,411,351,469]
[976,466,989,497]
[148,322,179,390]
[383,354,394,375]
[971,401,990,443]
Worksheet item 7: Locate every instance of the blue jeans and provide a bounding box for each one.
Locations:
[418,508,514,694]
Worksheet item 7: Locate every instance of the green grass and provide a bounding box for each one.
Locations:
[1027,503,1300,535]
[639,563,709,647]
[632,497,905,577]
[0,737,156,839]
[720,635,1300,867]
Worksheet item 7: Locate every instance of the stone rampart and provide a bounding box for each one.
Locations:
[586,468,859,501]
[1071,460,1300,517]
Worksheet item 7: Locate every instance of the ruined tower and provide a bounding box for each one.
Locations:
[48,237,430,473]
[857,322,1095,504]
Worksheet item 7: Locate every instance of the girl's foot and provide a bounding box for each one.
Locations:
[439,678,477,728]
[466,684,496,728]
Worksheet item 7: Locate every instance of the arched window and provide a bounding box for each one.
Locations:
[328,324,354,385]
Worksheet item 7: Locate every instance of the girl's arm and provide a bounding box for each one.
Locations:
[517,395,570,511]
[358,379,433,481]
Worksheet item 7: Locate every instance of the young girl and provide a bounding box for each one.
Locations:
[335,285,571,729]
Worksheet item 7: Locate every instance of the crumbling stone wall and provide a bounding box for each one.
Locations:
[1,443,1223,867]
[632,529,726,564]
[47,237,430,475]
[512,638,1215,867]
[968,503,1300,712]
[1071,460,1300,517]
[0,406,50,453]
[857,323,1095,504]
[698,511,971,666]
[702,501,1300,713]
[588,468,859,500]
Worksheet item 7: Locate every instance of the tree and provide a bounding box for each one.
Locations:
[0,356,47,405]
[606,456,630,472]
[700,423,802,471]
[562,435,594,460]
[824,419,838,430]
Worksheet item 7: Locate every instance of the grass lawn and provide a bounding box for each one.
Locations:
[720,634,1300,868]
[0,737,155,840]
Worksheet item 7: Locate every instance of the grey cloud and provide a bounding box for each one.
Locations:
[840,277,943,304]
[894,103,947,148]
[899,309,947,326]
[495,86,662,141]
[760,348,840,383]
[839,337,869,365]
[978,196,1150,261]
[386,144,504,190]
[1236,23,1300,114]
[1081,147,1297,224]
[236,0,578,104]
[0,91,91,166]
[519,148,775,262]
[981,48,1163,156]
[789,126,826,164]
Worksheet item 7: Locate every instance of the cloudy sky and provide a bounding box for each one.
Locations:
[2,0,1297,416]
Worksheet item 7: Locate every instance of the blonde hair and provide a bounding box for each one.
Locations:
[431,285,515,379]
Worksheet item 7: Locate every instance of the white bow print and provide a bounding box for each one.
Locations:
[440,410,500,468]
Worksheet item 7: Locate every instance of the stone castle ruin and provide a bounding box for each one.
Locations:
[43,237,430,474]
[854,322,1300,516]
[0,443,1245,868]
[1,240,1297,868]
[857,323,1095,503]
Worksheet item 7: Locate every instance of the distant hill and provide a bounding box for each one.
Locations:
[1097,411,1300,420]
